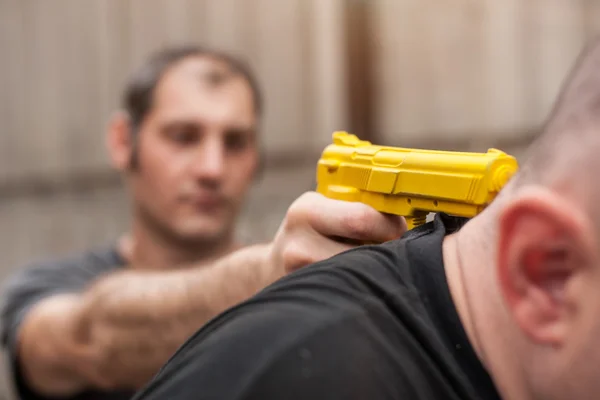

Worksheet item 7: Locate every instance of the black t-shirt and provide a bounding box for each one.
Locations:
[0,244,135,400]
[132,214,502,400]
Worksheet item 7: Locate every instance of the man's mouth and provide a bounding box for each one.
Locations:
[183,193,225,211]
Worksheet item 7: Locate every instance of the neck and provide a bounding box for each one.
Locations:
[442,210,533,400]
[119,220,240,270]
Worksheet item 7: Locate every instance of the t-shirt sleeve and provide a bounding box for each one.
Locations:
[2,266,73,352]
[135,310,394,400]
[133,245,420,400]
[0,250,122,400]
[0,264,84,400]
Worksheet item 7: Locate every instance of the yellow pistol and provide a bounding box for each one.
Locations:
[316,131,519,230]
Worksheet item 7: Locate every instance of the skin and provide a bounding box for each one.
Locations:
[440,40,600,399]
[443,146,600,399]
[14,54,407,396]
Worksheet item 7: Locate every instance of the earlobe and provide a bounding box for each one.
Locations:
[496,188,591,346]
[106,111,133,171]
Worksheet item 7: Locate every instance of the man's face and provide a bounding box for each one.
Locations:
[126,56,259,246]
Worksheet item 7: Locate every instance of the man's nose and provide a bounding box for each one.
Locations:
[191,138,225,182]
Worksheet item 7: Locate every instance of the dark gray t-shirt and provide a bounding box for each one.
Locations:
[0,244,135,400]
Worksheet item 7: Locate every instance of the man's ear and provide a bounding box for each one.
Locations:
[496,187,594,346]
[106,111,133,172]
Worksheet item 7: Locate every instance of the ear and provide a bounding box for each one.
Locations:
[105,111,133,171]
[496,187,594,346]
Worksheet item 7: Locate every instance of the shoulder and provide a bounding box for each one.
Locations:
[136,272,397,399]
[0,243,125,330]
[134,235,436,400]
[3,243,125,292]
[260,218,441,305]
[134,218,466,400]
[137,305,393,399]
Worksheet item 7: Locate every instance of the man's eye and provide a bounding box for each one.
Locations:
[225,133,250,151]
[168,128,198,145]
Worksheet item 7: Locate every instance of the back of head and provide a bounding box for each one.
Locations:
[513,38,600,199]
[483,37,600,400]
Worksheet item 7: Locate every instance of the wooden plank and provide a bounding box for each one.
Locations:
[0,0,25,182]
[307,0,349,151]
[60,0,111,172]
[0,186,129,277]
[343,0,375,141]
[16,0,64,178]
[128,0,172,66]
[530,0,587,125]
[371,0,591,147]
[372,0,433,142]
[163,0,197,43]
[251,0,309,154]
[421,0,488,139]
[183,0,209,41]
[0,0,111,177]
[97,0,133,116]
[203,0,242,51]
[479,0,529,139]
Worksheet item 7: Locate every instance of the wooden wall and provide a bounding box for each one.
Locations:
[370,0,600,149]
[1,0,600,283]
[0,0,348,279]
[0,0,348,179]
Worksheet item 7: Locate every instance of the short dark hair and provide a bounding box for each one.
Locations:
[122,44,264,133]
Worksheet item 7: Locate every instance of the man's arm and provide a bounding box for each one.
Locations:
[16,243,273,396]
[131,247,408,400]
[12,192,407,397]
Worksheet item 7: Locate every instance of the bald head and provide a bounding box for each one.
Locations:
[516,38,600,194]
[448,37,600,400]
[547,39,600,129]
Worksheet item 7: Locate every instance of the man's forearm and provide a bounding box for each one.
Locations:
[77,242,277,388]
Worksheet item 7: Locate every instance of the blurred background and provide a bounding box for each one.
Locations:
[2,0,599,279]
[0,0,599,319]
[1,0,600,396]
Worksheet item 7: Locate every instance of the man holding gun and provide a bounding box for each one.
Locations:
[132,39,600,400]
[0,46,407,400]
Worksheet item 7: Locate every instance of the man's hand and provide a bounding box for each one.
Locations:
[266,191,407,277]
